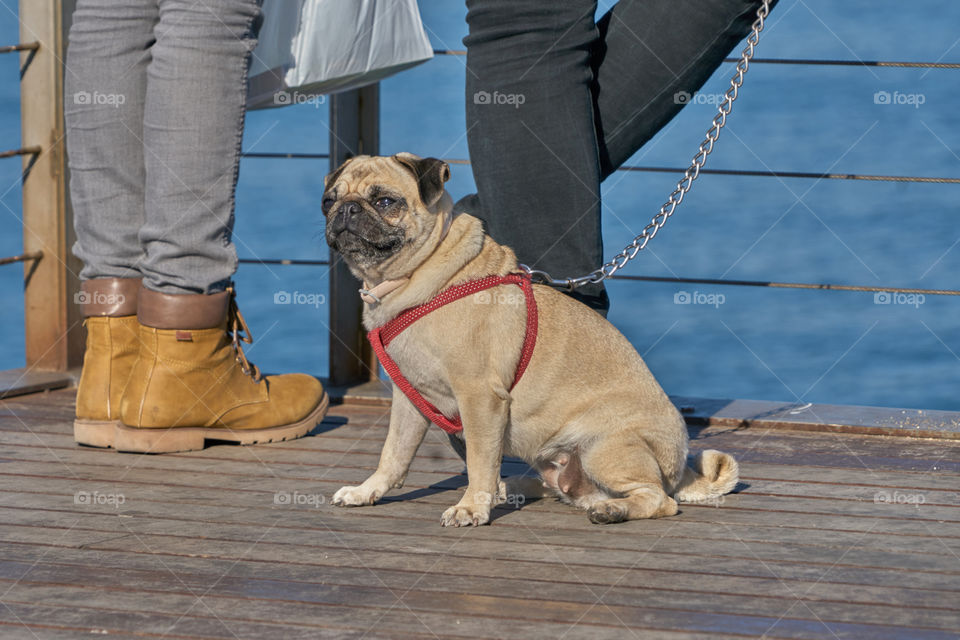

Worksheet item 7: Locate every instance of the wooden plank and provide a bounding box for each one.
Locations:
[3,490,957,566]
[18,0,83,372]
[327,85,380,387]
[4,541,958,623]
[1,497,957,589]
[0,368,72,399]
[1,453,957,528]
[2,556,959,634]
[6,402,958,480]
[2,485,957,571]
[3,432,958,507]
[0,594,773,640]
[1,496,958,593]
[2,488,955,574]
[2,546,958,640]
[676,396,960,440]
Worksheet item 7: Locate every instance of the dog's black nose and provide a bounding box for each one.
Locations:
[338,201,362,217]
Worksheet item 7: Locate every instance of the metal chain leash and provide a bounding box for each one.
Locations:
[523,0,772,290]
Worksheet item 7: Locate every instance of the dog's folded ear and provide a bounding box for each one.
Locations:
[324,156,355,191]
[393,152,450,208]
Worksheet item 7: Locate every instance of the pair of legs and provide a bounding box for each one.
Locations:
[457,0,776,313]
[66,0,261,294]
[65,0,327,453]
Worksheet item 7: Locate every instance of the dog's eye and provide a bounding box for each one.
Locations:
[321,197,335,214]
[374,197,395,209]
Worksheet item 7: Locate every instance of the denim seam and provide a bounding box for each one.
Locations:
[218,0,262,294]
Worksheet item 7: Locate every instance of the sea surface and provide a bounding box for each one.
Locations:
[2,1,959,411]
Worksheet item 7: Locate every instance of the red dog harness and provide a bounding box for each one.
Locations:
[367,273,538,435]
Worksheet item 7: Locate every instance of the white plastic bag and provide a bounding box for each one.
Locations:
[248,0,434,110]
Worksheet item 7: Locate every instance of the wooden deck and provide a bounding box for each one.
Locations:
[0,388,958,639]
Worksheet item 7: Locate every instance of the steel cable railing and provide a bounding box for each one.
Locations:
[0,42,38,54]
[242,154,960,185]
[432,49,960,69]
[235,258,960,298]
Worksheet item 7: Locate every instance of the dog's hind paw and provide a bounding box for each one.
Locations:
[588,500,629,524]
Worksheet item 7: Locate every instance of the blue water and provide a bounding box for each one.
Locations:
[2,1,959,411]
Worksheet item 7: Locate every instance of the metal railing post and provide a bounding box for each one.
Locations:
[328,84,380,387]
[18,0,82,373]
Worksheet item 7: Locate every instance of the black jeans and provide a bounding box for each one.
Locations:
[457,0,776,313]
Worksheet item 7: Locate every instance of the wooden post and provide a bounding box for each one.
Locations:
[328,85,380,387]
[18,0,82,373]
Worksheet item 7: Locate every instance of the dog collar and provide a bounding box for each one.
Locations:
[359,202,455,306]
[359,278,407,305]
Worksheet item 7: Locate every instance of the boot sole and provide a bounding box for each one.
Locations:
[74,419,120,448]
[111,392,330,454]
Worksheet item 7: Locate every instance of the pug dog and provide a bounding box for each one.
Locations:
[326,153,739,526]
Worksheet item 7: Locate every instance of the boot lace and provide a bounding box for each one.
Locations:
[227,288,262,382]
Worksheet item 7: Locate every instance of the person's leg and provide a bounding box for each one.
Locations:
[460,0,609,313]
[138,0,262,294]
[594,0,777,178]
[66,0,157,280]
[66,0,157,445]
[116,0,327,453]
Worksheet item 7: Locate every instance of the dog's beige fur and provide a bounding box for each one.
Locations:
[326,153,738,526]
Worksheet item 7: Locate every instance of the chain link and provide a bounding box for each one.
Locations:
[523,0,771,290]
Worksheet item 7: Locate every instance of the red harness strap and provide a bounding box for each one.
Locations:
[367,273,538,435]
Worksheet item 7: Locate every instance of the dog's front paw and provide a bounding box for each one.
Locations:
[332,484,383,507]
[440,503,491,527]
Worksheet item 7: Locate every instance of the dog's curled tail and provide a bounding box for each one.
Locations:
[672,450,739,502]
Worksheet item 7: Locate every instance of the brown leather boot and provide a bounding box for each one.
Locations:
[74,278,142,447]
[116,286,328,453]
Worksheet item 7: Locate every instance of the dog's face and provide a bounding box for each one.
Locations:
[323,153,450,280]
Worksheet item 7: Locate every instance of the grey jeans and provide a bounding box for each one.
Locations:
[65,0,262,294]
[457,0,776,313]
